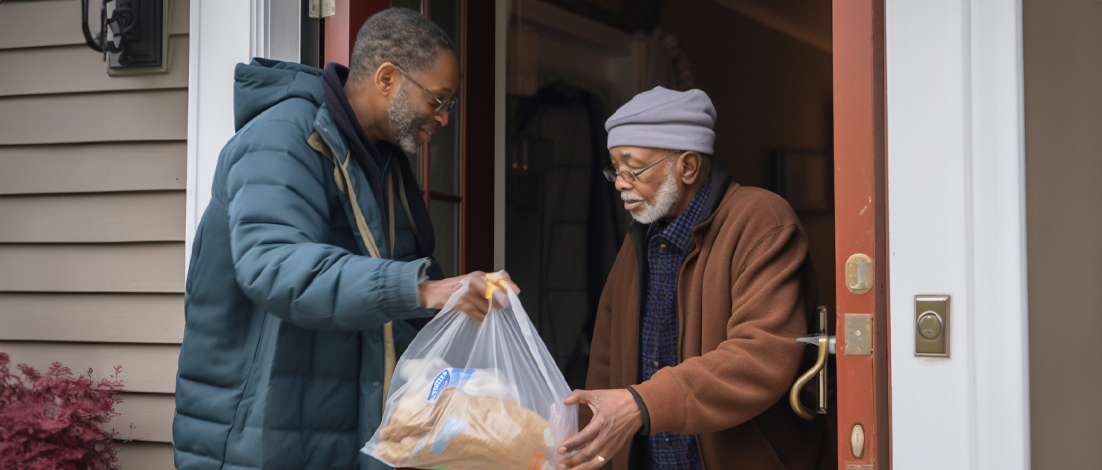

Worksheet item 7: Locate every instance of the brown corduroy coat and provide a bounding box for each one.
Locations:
[585,169,832,470]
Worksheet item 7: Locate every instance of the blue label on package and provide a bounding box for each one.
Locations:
[426,368,475,402]
[431,416,468,454]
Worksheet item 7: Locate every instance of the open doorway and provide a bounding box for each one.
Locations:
[502,0,835,391]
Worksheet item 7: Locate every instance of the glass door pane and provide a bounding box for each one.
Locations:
[391,0,423,12]
[428,0,461,195]
[430,200,459,277]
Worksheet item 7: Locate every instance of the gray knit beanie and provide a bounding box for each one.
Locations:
[605,86,717,154]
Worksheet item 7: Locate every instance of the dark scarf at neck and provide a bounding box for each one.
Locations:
[320,63,435,259]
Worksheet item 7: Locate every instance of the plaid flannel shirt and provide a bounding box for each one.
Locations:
[640,175,712,469]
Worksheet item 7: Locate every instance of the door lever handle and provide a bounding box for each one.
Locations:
[790,306,835,420]
[797,334,837,355]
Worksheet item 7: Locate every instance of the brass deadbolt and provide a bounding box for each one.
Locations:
[917,311,943,340]
[915,295,950,357]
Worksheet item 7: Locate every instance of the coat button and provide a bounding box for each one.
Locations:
[373,381,380,387]
[653,361,660,367]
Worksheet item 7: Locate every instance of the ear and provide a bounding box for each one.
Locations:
[373,62,400,98]
[678,151,703,185]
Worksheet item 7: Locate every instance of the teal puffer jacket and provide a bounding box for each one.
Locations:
[173,59,437,470]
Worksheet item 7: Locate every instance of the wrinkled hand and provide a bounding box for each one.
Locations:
[418,270,520,321]
[557,389,642,469]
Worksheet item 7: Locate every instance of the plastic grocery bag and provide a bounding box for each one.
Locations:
[362,275,578,470]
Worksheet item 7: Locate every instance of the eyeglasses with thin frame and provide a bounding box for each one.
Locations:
[393,65,457,114]
[603,150,682,184]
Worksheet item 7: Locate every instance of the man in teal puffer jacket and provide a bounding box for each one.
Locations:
[173,8,514,470]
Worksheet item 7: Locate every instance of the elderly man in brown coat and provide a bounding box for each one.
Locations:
[556,87,832,470]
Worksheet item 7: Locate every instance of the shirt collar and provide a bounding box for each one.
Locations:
[655,174,712,251]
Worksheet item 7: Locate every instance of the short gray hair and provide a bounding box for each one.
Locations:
[349,7,455,82]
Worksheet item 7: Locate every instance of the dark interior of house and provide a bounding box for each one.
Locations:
[503,0,835,391]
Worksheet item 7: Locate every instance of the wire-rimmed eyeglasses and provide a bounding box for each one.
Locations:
[602,150,682,184]
[393,65,457,114]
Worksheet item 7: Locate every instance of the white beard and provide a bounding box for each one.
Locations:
[622,163,680,224]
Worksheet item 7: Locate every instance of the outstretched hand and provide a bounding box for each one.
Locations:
[418,270,520,321]
[556,389,642,469]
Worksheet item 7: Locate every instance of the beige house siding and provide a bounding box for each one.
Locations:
[0,0,189,468]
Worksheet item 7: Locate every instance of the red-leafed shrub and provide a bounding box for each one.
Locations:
[0,352,126,470]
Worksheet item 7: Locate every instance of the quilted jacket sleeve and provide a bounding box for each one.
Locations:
[225,118,429,331]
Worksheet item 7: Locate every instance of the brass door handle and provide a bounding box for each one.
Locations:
[790,305,834,420]
[790,334,830,420]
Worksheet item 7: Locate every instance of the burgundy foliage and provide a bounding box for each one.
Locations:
[0,352,126,470]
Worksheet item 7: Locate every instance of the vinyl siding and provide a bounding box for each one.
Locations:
[0,142,187,194]
[0,0,188,466]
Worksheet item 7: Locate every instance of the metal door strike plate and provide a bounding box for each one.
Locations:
[915,295,950,357]
[844,314,873,356]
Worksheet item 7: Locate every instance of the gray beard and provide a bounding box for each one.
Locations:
[386,83,429,155]
[623,162,679,224]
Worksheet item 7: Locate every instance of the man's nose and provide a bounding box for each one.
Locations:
[614,175,632,192]
[435,109,450,127]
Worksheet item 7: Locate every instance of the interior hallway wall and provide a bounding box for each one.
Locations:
[658,0,836,313]
[1024,1,1102,468]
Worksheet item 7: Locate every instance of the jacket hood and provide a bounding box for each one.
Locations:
[233,58,324,131]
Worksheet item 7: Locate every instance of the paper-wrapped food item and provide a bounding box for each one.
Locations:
[374,374,553,469]
[362,280,576,470]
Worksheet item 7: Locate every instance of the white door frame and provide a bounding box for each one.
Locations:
[185,0,301,273]
[886,1,1029,468]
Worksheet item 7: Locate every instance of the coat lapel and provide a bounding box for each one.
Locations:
[310,107,391,259]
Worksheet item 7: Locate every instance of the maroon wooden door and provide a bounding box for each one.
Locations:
[833,1,890,469]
